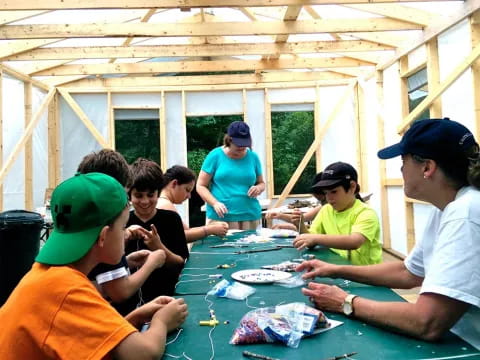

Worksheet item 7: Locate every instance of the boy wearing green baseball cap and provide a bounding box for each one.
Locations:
[0,173,188,359]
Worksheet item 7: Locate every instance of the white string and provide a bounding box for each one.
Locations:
[204,294,216,360]
[245,295,259,309]
[166,328,183,345]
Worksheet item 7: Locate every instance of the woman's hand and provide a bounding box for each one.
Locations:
[213,202,228,218]
[302,282,347,313]
[247,185,262,198]
[295,259,336,279]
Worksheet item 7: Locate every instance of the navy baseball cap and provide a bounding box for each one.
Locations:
[378,118,477,161]
[312,162,358,189]
[227,121,251,147]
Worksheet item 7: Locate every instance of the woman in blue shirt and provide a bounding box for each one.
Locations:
[196,121,265,230]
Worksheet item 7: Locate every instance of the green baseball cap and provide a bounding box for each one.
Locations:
[36,172,128,265]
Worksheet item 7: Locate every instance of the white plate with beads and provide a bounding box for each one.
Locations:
[231,269,292,284]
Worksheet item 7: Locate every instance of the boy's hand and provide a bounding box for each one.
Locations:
[152,298,188,332]
[293,234,317,250]
[126,250,151,268]
[207,222,228,237]
[145,249,166,269]
[125,225,144,243]
[133,224,162,250]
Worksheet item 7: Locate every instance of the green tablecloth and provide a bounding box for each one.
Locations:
[165,231,480,360]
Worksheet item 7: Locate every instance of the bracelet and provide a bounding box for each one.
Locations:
[203,226,208,237]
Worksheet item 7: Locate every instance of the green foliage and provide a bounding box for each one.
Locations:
[186,115,243,174]
[115,120,160,164]
[272,111,316,195]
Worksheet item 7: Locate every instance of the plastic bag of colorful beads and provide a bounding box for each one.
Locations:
[229,302,329,348]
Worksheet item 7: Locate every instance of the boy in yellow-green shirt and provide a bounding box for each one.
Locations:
[293,162,382,265]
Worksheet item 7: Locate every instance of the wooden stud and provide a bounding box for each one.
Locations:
[315,85,321,172]
[47,92,59,189]
[24,82,33,210]
[376,70,392,249]
[107,91,115,148]
[471,10,480,138]
[242,89,248,124]
[160,91,167,171]
[426,39,442,118]
[264,89,274,200]
[356,81,368,191]
[0,70,3,210]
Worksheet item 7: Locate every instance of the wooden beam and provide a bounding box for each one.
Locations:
[0,19,423,39]
[398,43,480,133]
[399,61,426,78]
[0,39,61,59]
[62,71,353,87]
[57,88,110,148]
[0,88,56,185]
[0,11,51,25]
[271,81,357,208]
[0,0,448,10]
[5,41,393,61]
[0,63,49,90]
[34,57,375,76]
[343,4,443,26]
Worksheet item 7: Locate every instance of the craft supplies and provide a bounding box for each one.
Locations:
[231,269,292,284]
[235,247,283,254]
[323,352,358,360]
[230,302,332,348]
[242,351,280,360]
[303,254,315,260]
[207,279,256,300]
[261,261,298,272]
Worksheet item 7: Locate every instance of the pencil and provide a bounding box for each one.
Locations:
[242,350,280,360]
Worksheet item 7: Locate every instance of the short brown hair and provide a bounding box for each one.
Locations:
[77,149,132,188]
[129,158,164,197]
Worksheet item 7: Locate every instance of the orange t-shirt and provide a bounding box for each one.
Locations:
[0,263,137,360]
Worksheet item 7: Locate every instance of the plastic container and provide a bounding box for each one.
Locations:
[0,210,44,305]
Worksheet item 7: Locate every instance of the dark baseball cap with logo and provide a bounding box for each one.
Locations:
[227,121,252,147]
[311,162,358,190]
[377,118,476,162]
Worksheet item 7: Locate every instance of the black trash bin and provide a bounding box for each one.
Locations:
[0,210,44,306]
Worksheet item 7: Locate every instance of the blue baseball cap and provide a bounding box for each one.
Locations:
[227,121,252,147]
[378,118,477,162]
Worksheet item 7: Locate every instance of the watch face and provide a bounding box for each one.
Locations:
[343,302,353,315]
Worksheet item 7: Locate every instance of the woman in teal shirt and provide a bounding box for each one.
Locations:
[196,121,265,230]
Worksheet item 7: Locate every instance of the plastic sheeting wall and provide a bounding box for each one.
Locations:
[60,94,108,179]
[2,75,25,210]
[32,87,48,211]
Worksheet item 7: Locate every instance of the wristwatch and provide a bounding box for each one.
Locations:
[342,294,358,316]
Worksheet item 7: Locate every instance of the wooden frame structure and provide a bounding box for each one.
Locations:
[2,0,480,256]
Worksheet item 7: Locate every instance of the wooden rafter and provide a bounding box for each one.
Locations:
[0,0,456,10]
[0,19,423,39]
[32,57,375,76]
[3,41,393,61]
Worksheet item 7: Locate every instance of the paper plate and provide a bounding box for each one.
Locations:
[231,269,292,284]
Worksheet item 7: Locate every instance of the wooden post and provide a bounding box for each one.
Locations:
[47,92,60,189]
[160,91,167,170]
[264,89,274,200]
[24,82,33,210]
[471,10,480,138]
